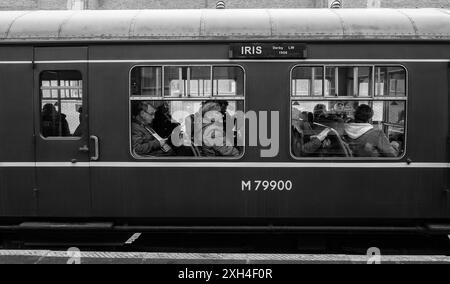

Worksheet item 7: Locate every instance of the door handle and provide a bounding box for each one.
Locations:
[90,135,99,161]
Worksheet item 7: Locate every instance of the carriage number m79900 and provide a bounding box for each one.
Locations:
[241,180,293,191]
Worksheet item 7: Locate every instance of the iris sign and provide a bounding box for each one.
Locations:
[229,43,307,59]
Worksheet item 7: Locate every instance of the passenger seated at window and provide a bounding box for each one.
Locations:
[293,104,350,157]
[344,104,398,157]
[152,102,193,156]
[131,101,175,157]
[291,107,324,157]
[292,109,313,132]
[192,101,240,157]
[153,103,180,139]
[313,103,345,136]
[41,103,70,137]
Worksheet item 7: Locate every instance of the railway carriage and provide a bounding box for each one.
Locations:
[0,8,449,235]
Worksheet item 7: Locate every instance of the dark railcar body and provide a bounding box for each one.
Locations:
[0,9,449,232]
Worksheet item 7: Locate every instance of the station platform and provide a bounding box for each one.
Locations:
[0,250,449,264]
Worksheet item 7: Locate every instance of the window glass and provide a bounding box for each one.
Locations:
[40,71,83,138]
[130,65,244,159]
[189,66,212,97]
[375,67,406,97]
[164,66,211,97]
[130,67,162,97]
[213,66,244,97]
[291,100,405,158]
[130,100,244,158]
[291,65,406,159]
[68,0,86,10]
[325,66,372,97]
[291,67,323,96]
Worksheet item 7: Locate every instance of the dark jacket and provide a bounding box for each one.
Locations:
[344,123,398,157]
[291,121,322,157]
[131,120,174,156]
[42,113,70,137]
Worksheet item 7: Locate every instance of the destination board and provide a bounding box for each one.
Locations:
[229,43,307,59]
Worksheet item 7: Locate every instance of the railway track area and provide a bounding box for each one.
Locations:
[0,231,449,264]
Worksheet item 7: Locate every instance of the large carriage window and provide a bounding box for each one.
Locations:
[291,65,406,159]
[40,71,83,138]
[130,65,245,158]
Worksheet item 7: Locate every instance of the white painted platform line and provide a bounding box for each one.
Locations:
[0,250,449,263]
[125,233,142,244]
[0,250,50,256]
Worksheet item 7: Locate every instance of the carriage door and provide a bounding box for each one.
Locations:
[33,47,91,216]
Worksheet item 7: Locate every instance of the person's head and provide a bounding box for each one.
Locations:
[333,102,344,114]
[201,101,222,124]
[300,111,308,121]
[307,112,314,123]
[42,103,57,117]
[218,100,229,115]
[313,104,327,120]
[134,102,156,125]
[201,101,221,115]
[354,104,373,123]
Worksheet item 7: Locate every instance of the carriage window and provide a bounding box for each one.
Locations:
[40,71,83,138]
[130,65,245,159]
[375,67,406,97]
[213,66,244,96]
[163,66,211,97]
[292,67,323,96]
[130,66,162,97]
[291,65,406,159]
[325,66,372,97]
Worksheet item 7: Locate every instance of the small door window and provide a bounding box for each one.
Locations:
[40,70,83,138]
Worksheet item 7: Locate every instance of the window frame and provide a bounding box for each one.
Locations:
[39,70,84,141]
[129,63,246,160]
[289,64,408,161]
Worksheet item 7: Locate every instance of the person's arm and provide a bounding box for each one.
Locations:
[204,127,240,157]
[377,131,398,157]
[302,128,330,155]
[302,138,323,155]
[212,132,240,157]
[131,126,161,155]
[212,145,240,156]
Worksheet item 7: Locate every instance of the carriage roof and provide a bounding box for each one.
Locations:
[0,8,449,43]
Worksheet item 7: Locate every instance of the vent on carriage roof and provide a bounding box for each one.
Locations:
[329,0,342,8]
[216,1,225,9]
